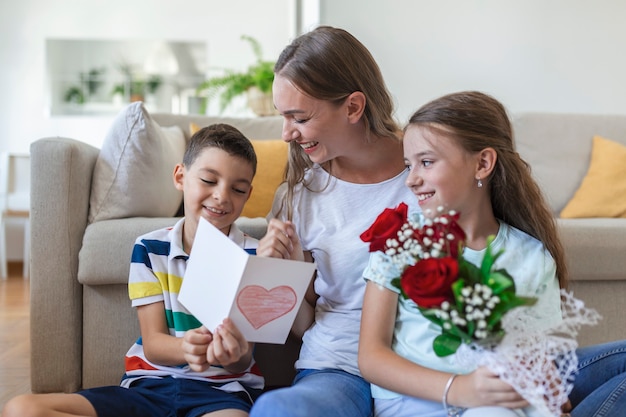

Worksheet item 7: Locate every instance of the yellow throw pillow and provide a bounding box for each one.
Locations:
[189,122,288,218]
[244,140,288,218]
[560,135,626,218]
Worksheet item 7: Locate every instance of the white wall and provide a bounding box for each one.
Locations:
[3,0,626,260]
[0,0,295,154]
[4,1,626,150]
[320,0,626,124]
[0,0,295,260]
[5,1,626,151]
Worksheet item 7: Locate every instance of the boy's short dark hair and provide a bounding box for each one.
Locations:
[183,123,257,175]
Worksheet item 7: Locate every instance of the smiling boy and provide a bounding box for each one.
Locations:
[3,124,264,417]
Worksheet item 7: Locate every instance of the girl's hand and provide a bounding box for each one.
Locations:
[257,219,304,261]
[182,326,213,372]
[452,367,530,409]
[207,318,251,369]
[561,399,572,414]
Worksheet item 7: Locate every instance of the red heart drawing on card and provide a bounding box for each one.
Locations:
[236,285,297,329]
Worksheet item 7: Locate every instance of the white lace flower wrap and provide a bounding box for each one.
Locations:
[455,290,601,417]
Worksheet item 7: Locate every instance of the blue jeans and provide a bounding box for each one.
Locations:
[250,368,373,417]
[570,339,626,417]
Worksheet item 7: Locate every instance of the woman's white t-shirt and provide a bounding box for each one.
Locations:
[270,164,418,376]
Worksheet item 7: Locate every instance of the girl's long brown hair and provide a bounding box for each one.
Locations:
[407,91,568,288]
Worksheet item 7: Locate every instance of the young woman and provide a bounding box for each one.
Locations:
[358,91,626,417]
[250,26,417,417]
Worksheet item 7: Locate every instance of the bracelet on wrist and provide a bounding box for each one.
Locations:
[442,373,465,417]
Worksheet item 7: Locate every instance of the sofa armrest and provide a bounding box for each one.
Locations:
[30,137,99,393]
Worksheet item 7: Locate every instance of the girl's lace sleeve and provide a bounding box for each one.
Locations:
[362,251,402,293]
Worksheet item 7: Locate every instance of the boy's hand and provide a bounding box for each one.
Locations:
[182,326,213,372]
[257,219,304,261]
[207,318,250,368]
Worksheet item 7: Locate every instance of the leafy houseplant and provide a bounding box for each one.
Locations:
[111,63,162,103]
[63,67,105,104]
[196,35,277,116]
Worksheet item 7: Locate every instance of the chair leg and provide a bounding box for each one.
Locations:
[0,217,7,280]
[23,218,30,279]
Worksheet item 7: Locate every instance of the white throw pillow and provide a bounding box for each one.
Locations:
[88,102,185,223]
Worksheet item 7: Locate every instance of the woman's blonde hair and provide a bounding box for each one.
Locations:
[274,26,400,219]
[407,91,568,288]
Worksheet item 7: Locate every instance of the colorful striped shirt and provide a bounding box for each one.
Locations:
[122,218,264,393]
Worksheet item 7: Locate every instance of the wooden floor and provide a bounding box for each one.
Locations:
[0,263,30,410]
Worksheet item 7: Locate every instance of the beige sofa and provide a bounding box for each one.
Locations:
[30,111,626,394]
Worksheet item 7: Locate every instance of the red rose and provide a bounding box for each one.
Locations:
[360,202,408,252]
[419,212,466,258]
[400,257,458,308]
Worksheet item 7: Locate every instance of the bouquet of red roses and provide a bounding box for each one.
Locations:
[361,202,602,416]
[360,202,537,357]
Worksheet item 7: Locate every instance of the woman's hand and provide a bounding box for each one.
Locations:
[257,219,304,261]
[257,219,316,338]
[182,326,213,372]
[451,367,530,409]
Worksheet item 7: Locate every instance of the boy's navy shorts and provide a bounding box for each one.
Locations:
[78,376,262,417]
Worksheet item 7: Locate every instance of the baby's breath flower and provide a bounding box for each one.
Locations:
[475,330,487,339]
[454,317,467,326]
[452,316,465,326]
[438,311,450,320]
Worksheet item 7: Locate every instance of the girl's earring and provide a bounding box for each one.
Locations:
[477,178,483,188]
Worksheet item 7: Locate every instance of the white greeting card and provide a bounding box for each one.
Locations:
[178,218,316,344]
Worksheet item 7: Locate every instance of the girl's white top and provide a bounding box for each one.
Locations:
[363,220,562,399]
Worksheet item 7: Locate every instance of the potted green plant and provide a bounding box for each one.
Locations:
[196,35,277,116]
[63,86,85,104]
[111,62,162,103]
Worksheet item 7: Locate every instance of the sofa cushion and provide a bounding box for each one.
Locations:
[557,218,626,281]
[560,135,626,218]
[513,113,626,214]
[78,216,269,286]
[243,139,288,218]
[88,102,185,223]
[190,122,288,218]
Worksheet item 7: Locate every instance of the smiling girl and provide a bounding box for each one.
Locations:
[358,91,626,417]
